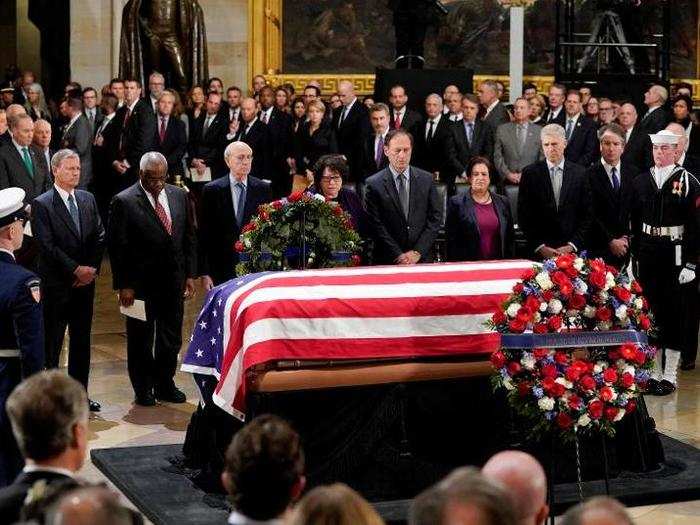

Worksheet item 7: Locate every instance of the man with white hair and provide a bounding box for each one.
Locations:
[630,129,700,394]
[482,451,549,525]
[640,84,671,135]
[518,124,592,260]
[413,93,453,179]
[148,71,166,114]
[108,151,197,406]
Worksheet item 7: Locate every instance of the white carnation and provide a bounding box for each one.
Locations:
[583,305,596,319]
[577,414,591,427]
[539,302,548,312]
[605,272,616,290]
[314,193,327,202]
[506,303,521,318]
[535,272,553,290]
[521,353,536,370]
[538,397,555,411]
[243,238,252,248]
[634,298,643,309]
[615,305,628,320]
[573,258,584,271]
[503,377,515,391]
[593,363,604,374]
[555,377,573,389]
[599,291,609,302]
[548,299,563,315]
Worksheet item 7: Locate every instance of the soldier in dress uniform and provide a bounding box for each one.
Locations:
[0,188,44,487]
[630,130,700,396]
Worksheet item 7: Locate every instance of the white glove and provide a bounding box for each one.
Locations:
[679,267,696,284]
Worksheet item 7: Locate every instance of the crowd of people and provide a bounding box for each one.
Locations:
[0,67,698,522]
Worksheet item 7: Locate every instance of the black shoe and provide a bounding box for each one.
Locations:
[155,387,186,403]
[135,392,156,407]
[88,399,101,412]
[681,360,696,371]
[645,378,661,395]
[658,379,677,395]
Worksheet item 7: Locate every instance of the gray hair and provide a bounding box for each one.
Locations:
[598,122,626,144]
[561,496,633,525]
[480,79,499,93]
[652,84,669,104]
[369,102,390,115]
[149,71,165,83]
[139,151,167,171]
[426,93,443,108]
[541,123,566,141]
[224,141,253,161]
[51,149,80,171]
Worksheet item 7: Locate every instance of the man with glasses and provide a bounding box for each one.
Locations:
[630,130,700,395]
[147,72,166,115]
[597,98,615,126]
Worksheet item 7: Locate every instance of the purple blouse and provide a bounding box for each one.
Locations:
[474,201,501,259]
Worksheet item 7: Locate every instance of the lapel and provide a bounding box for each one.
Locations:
[220,177,236,232]
[52,188,80,240]
[558,161,574,210]
[76,191,91,239]
[165,185,180,237]
[204,114,219,139]
[462,194,478,234]
[382,169,405,223]
[9,143,33,181]
[136,185,171,237]
[407,168,422,221]
[595,163,618,206]
[540,162,557,207]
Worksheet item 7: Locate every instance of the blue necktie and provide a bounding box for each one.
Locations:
[236,182,246,227]
[611,167,620,192]
[67,194,81,234]
[466,122,474,146]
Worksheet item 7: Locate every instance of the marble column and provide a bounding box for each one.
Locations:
[509,6,524,103]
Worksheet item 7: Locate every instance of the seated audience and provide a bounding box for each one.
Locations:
[0,371,87,523]
[446,157,514,261]
[561,496,633,525]
[410,466,517,525]
[494,97,544,186]
[288,483,385,525]
[482,450,549,525]
[293,99,338,180]
[221,414,305,524]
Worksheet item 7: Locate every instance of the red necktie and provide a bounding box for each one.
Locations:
[159,117,166,143]
[394,112,402,129]
[152,192,172,235]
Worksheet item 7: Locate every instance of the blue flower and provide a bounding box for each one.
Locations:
[544,260,556,271]
[594,374,604,386]
[635,370,650,382]
[533,387,544,399]
[544,411,555,420]
[500,368,510,379]
[580,250,589,259]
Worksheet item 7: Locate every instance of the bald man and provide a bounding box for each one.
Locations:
[332,80,371,188]
[619,102,651,170]
[482,451,549,525]
[640,85,671,135]
[228,97,271,184]
[0,104,27,145]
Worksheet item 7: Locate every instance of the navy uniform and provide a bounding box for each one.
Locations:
[630,131,700,396]
[0,188,44,487]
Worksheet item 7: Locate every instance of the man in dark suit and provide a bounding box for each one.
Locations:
[31,118,53,177]
[199,142,272,289]
[413,94,453,182]
[639,84,671,135]
[0,371,85,521]
[478,80,510,130]
[105,78,156,194]
[92,94,119,226]
[32,150,105,411]
[446,94,494,191]
[81,87,103,137]
[108,152,197,406]
[332,80,371,186]
[228,97,271,183]
[518,123,592,259]
[586,124,637,267]
[0,105,27,146]
[362,103,391,183]
[58,98,93,189]
[153,91,187,179]
[543,84,567,126]
[258,86,293,197]
[189,91,227,182]
[388,85,423,132]
[365,129,442,265]
[619,102,652,170]
[562,89,598,167]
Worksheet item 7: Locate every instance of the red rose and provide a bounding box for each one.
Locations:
[555,253,575,269]
[589,400,604,419]
[288,191,303,202]
[639,314,651,331]
[612,286,632,303]
[590,259,607,273]
[513,283,525,294]
[641,297,649,310]
[490,351,506,369]
[542,377,556,392]
[554,351,568,364]
[508,319,526,333]
[619,344,636,360]
[234,240,244,253]
[518,382,530,398]
[507,361,522,375]
[516,307,532,323]
[548,316,563,331]
[565,266,579,278]
[596,307,612,322]
[541,364,558,379]
[551,271,571,287]
[569,294,586,310]
[589,271,606,289]
[557,412,573,429]
[634,349,647,366]
[631,280,643,294]
[599,386,614,402]
[579,375,596,391]
[625,400,637,414]
[524,295,541,312]
[272,200,283,210]
[522,268,537,281]
[565,367,579,383]
[351,255,361,266]
[551,383,566,398]
[533,322,548,334]
[533,348,549,359]
[621,372,635,388]
[559,282,573,297]
[568,394,582,410]
[542,290,554,302]
[332,205,344,217]
[603,368,618,384]
[259,210,270,221]
[604,406,619,421]
[492,310,507,325]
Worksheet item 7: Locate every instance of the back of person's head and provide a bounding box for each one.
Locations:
[6,370,88,463]
[288,483,385,525]
[561,496,633,525]
[222,414,305,521]
[410,467,517,525]
[45,486,144,525]
[482,451,549,525]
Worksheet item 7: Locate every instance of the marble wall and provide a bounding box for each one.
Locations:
[69,0,248,92]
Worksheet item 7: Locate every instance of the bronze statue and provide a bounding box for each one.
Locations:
[119,0,208,93]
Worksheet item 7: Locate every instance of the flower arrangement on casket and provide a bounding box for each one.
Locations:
[235,191,362,275]
[488,254,657,439]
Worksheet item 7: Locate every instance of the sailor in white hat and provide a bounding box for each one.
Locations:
[0,187,45,486]
[629,129,700,395]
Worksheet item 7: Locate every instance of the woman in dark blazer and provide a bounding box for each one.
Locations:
[293,99,339,179]
[446,156,515,261]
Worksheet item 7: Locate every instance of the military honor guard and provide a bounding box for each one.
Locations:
[0,188,44,487]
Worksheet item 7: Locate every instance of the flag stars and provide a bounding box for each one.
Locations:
[213,309,218,318]
[217,327,221,335]
[195,349,204,358]
[199,320,207,330]
[217,298,223,306]
[210,337,216,345]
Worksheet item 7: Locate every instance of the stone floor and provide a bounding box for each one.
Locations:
[69,262,700,523]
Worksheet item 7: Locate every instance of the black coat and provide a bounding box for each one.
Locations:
[621,124,652,170]
[188,112,228,176]
[107,99,156,176]
[564,115,598,168]
[412,115,453,176]
[108,183,197,295]
[153,116,187,177]
[0,142,51,203]
[262,107,294,196]
[32,188,106,288]
[331,100,371,181]
[0,470,78,524]
[362,132,390,181]
[389,108,423,134]
[232,119,272,181]
[483,102,510,130]
[446,190,515,261]
[517,160,592,255]
[446,119,494,186]
[543,107,566,126]
[294,121,339,174]
[364,166,442,264]
[638,106,671,135]
[199,175,271,284]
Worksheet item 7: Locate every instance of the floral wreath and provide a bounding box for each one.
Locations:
[235,191,362,275]
[488,254,657,439]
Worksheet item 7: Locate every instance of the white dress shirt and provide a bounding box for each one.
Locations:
[374,128,389,159]
[54,184,78,214]
[229,174,248,218]
[601,159,622,188]
[23,464,76,479]
[0,248,15,259]
[228,510,282,525]
[259,107,273,124]
[140,182,171,221]
[547,106,563,122]
[393,106,406,124]
[229,107,240,122]
[424,113,442,139]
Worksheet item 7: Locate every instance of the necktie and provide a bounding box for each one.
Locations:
[152,192,172,235]
[261,111,268,124]
[394,112,402,129]
[466,122,474,146]
[88,111,95,129]
[159,117,166,143]
[611,166,620,192]
[339,106,347,128]
[67,194,81,234]
[427,120,435,141]
[124,107,132,126]
[21,147,34,178]
[397,173,409,219]
[565,119,574,140]
[517,124,526,152]
[203,116,212,136]
[550,167,562,208]
[375,135,384,167]
[235,182,247,227]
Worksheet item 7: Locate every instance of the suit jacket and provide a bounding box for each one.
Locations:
[639,106,671,135]
[389,108,423,134]
[586,161,637,264]
[199,175,271,284]
[331,99,371,181]
[362,132,390,180]
[108,99,157,180]
[446,119,494,186]
[413,115,453,177]
[493,121,543,183]
[32,188,106,288]
[446,190,515,261]
[108,183,196,296]
[262,108,294,195]
[542,107,566,127]
[517,160,592,255]
[188,111,228,176]
[0,470,78,524]
[233,119,271,181]
[294,121,339,175]
[621,124,652,170]
[60,114,93,187]
[83,107,104,136]
[364,166,442,264]
[154,115,187,177]
[483,102,510,130]
[563,114,598,168]
[0,141,51,203]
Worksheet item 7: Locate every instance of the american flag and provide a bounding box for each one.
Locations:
[181,260,534,421]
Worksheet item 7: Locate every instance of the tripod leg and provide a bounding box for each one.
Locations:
[610,14,636,74]
[577,15,605,73]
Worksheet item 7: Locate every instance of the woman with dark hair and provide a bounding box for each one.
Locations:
[446,156,515,261]
[585,97,600,124]
[672,94,700,158]
[293,99,339,179]
[312,154,368,237]
[291,96,306,133]
[274,86,290,114]
[185,85,206,137]
[207,77,224,95]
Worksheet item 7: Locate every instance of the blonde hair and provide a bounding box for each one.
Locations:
[288,483,384,525]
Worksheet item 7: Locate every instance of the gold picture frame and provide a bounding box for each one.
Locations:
[248,0,700,100]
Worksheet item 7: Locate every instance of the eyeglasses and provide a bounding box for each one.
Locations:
[321,176,342,183]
